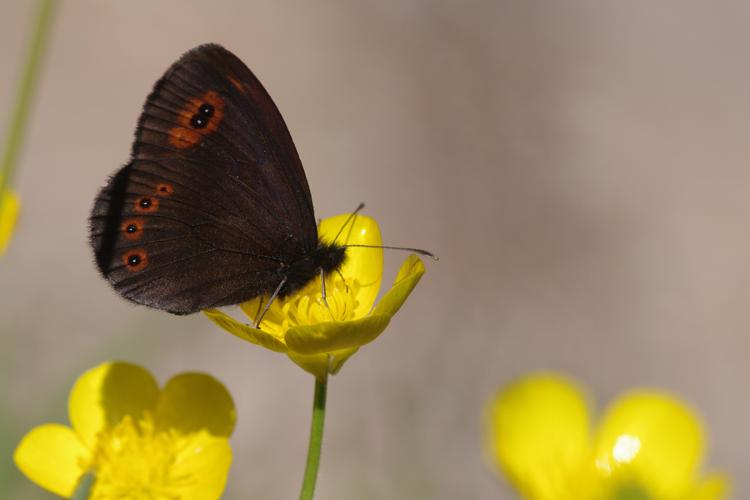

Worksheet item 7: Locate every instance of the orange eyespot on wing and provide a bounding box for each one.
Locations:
[121,218,146,241]
[187,91,225,135]
[134,197,159,213]
[156,183,174,196]
[168,90,226,149]
[123,249,148,272]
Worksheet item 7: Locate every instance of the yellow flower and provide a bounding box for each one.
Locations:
[0,185,20,256]
[204,214,425,379]
[484,373,729,500]
[14,361,235,499]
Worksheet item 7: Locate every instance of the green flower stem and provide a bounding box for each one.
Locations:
[299,373,328,500]
[71,474,93,500]
[0,0,56,194]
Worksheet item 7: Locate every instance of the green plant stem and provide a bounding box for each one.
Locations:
[0,0,56,194]
[299,374,328,500]
[71,474,93,500]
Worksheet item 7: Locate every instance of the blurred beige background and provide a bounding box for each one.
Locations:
[2,1,749,498]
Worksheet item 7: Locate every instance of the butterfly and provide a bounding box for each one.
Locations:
[89,44,351,316]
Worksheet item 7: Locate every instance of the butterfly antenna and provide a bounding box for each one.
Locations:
[331,203,366,244]
[330,203,438,260]
[344,244,439,260]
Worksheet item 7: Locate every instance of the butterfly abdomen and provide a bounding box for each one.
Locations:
[281,242,346,297]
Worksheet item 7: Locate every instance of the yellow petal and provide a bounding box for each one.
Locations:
[372,255,425,317]
[239,298,286,335]
[285,314,391,354]
[319,214,383,317]
[593,390,705,498]
[155,373,236,438]
[286,352,331,380]
[69,362,159,449]
[14,423,89,497]
[485,373,594,500]
[0,188,20,256]
[329,348,359,374]
[287,347,361,379]
[203,308,288,352]
[170,431,232,500]
[686,473,731,500]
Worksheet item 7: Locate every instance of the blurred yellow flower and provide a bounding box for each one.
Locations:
[484,373,729,500]
[205,214,425,379]
[0,185,20,256]
[14,361,235,499]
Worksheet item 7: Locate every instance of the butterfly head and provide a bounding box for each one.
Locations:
[315,242,347,275]
[281,242,346,297]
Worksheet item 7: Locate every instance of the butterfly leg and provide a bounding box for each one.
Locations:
[253,296,264,322]
[335,268,349,293]
[320,269,337,320]
[253,277,287,329]
[244,296,264,327]
[320,269,329,307]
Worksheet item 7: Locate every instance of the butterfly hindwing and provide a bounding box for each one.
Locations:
[90,44,318,314]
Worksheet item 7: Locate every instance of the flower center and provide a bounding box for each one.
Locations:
[284,278,361,325]
[88,414,194,499]
[252,276,363,334]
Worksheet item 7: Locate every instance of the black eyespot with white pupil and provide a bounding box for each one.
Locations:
[126,224,137,233]
[199,103,214,116]
[191,115,207,129]
[139,198,151,209]
[190,103,214,129]
[128,254,141,266]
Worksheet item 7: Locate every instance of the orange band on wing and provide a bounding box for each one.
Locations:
[169,127,201,149]
[228,75,245,93]
[168,90,226,149]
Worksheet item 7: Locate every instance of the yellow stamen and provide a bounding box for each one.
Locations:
[248,276,363,336]
[89,414,197,499]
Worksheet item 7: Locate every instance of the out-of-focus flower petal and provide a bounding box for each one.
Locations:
[17,362,235,499]
[170,431,233,500]
[68,361,159,449]
[593,390,705,498]
[686,473,731,500]
[486,373,593,500]
[13,423,88,497]
[486,373,729,500]
[155,373,236,438]
[0,188,20,256]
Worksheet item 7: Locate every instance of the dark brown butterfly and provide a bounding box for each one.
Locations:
[90,44,347,315]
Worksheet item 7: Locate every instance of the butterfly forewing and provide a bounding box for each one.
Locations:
[91,44,319,314]
[135,45,316,247]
